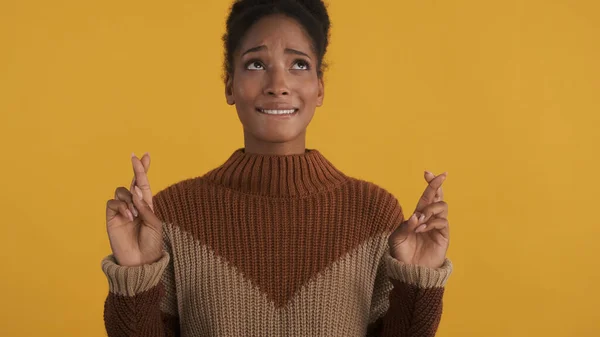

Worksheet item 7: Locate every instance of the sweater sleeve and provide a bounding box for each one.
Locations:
[366,248,453,337]
[101,223,180,337]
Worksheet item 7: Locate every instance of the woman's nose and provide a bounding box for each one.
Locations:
[264,69,290,96]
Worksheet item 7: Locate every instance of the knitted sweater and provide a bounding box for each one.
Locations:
[101,149,453,337]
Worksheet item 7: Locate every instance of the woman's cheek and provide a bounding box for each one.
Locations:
[234,79,256,105]
[299,80,320,103]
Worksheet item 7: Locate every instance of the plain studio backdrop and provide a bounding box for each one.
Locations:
[1,0,598,336]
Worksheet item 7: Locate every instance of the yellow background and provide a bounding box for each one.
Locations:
[1,0,598,336]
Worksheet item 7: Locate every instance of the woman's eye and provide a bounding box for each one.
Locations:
[291,60,310,70]
[246,61,264,70]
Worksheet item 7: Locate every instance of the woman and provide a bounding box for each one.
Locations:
[102,0,453,336]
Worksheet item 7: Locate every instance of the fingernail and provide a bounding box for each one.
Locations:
[415,224,427,233]
[131,152,137,159]
[419,214,425,222]
[133,206,139,217]
[425,170,432,175]
[126,209,134,221]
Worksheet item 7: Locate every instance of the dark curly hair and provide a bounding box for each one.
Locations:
[222,0,331,83]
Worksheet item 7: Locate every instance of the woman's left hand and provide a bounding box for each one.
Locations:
[388,171,450,269]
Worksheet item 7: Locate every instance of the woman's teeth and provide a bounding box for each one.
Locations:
[259,109,296,115]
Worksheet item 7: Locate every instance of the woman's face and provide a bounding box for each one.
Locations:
[225,14,324,148]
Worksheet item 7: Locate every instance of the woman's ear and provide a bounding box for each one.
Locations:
[225,74,235,105]
[316,76,325,107]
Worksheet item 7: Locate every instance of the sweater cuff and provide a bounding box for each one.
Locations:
[101,252,170,297]
[384,249,453,288]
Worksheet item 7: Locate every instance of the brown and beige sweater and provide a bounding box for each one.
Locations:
[101,149,453,337]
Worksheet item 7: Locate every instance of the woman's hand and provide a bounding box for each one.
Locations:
[105,153,163,267]
[388,171,450,269]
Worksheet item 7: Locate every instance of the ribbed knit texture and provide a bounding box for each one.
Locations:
[102,148,452,337]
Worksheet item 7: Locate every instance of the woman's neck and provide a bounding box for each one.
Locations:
[243,132,307,155]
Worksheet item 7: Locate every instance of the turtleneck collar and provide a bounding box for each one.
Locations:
[203,148,348,198]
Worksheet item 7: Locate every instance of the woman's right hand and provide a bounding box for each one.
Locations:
[105,153,164,267]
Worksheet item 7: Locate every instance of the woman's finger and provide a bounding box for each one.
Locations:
[114,186,138,218]
[132,191,162,232]
[106,199,134,222]
[129,152,150,186]
[415,173,447,213]
[129,176,136,192]
[129,153,150,190]
[141,152,151,172]
[425,171,444,202]
[436,182,444,201]
[420,200,448,223]
[415,217,450,239]
[131,154,153,210]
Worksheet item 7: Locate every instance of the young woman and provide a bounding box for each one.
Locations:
[102,0,453,336]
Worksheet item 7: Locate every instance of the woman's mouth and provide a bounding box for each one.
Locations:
[256,108,299,116]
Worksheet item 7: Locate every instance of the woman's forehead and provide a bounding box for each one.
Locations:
[238,15,314,54]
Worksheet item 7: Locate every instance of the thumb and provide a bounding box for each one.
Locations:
[390,213,421,245]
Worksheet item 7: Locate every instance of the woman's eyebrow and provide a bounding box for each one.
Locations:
[242,45,311,59]
[285,48,311,59]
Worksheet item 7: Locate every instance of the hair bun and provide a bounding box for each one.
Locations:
[294,0,330,34]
